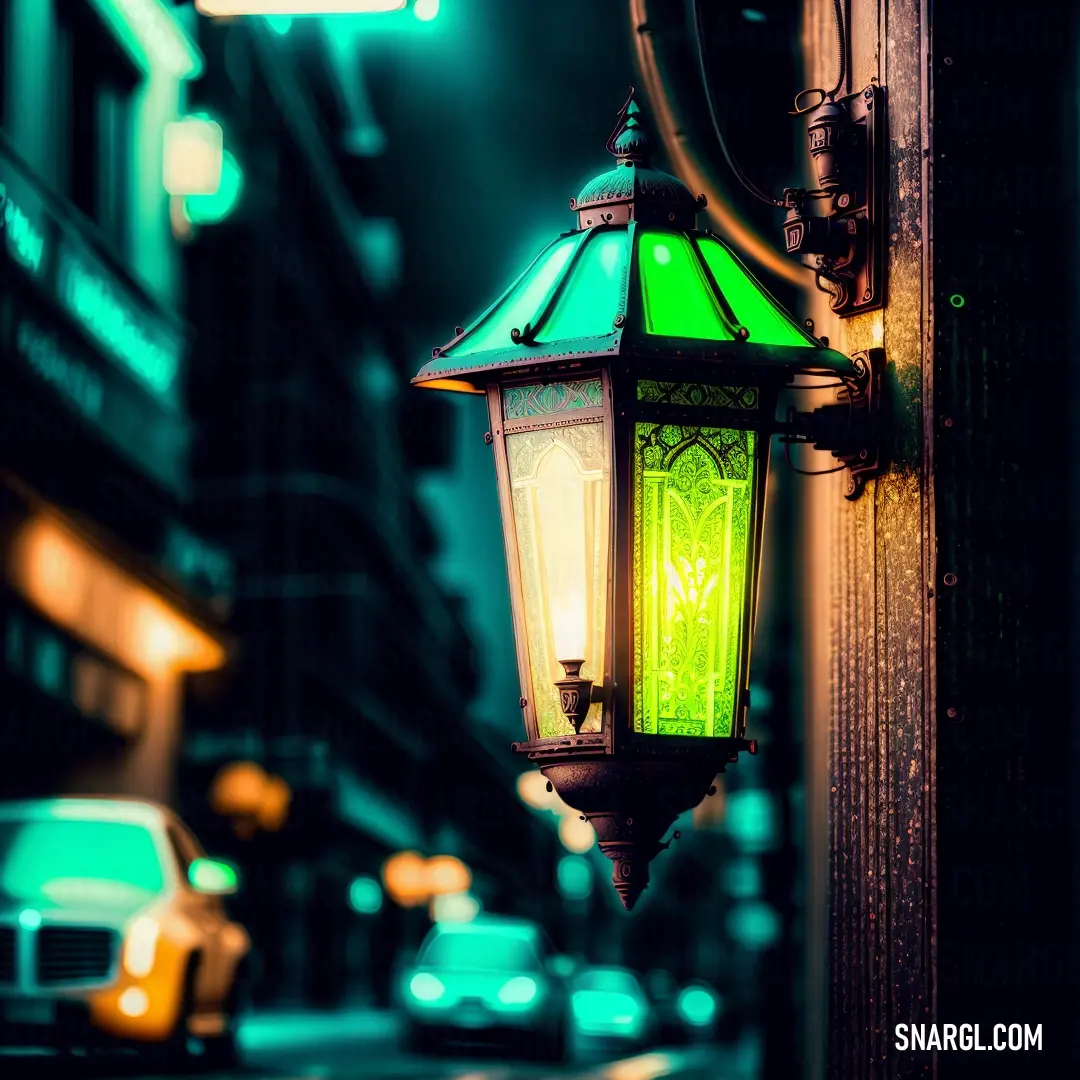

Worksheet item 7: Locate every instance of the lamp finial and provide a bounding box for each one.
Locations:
[606,86,652,166]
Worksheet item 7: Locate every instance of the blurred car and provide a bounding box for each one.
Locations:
[570,966,655,1048]
[400,916,571,1061]
[0,798,250,1064]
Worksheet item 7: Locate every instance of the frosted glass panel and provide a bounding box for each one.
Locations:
[632,424,756,738]
[506,423,610,739]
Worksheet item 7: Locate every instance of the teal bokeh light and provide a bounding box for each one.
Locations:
[556,854,593,901]
[185,150,243,226]
[677,983,720,1027]
[348,874,384,914]
[727,900,782,951]
[724,789,779,853]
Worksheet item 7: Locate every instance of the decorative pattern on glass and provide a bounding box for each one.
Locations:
[636,382,759,410]
[506,422,610,739]
[503,380,604,420]
[632,424,755,738]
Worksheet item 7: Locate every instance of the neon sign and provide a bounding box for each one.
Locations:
[2,195,45,276]
[57,248,182,402]
[15,319,105,422]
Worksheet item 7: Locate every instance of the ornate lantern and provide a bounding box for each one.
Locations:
[411,92,884,909]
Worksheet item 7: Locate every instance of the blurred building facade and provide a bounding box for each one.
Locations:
[0,0,559,1013]
[0,0,231,806]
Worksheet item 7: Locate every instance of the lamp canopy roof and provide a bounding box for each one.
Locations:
[413,89,853,393]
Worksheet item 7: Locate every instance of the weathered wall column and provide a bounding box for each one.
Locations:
[800,0,935,1076]
[801,1,1080,1078]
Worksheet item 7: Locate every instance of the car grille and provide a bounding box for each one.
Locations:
[36,927,116,985]
[0,927,15,984]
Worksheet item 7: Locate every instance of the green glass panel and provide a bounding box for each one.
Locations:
[447,235,579,358]
[536,230,627,343]
[632,423,756,737]
[638,232,737,342]
[637,381,759,410]
[695,236,813,347]
[506,423,610,739]
[503,380,603,419]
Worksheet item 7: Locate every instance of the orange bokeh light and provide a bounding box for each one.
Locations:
[382,850,430,908]
[9,514,226,679]
[209,762,268,817]
[425,855,471,898]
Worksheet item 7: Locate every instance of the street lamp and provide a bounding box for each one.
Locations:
[411,91,885,910]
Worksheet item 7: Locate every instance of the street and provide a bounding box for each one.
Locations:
[0,1009,757,1080]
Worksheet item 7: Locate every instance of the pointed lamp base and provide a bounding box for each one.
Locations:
[540,759,721,912]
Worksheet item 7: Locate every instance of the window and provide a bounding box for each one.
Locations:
[420,930,544,974]
[60,4,138,254]
[0,819,165,905]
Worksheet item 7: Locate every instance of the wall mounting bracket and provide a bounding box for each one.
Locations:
[782,84,887,318]
[782,348,890,500]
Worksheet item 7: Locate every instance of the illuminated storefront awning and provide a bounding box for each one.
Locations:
[6,509,228,682]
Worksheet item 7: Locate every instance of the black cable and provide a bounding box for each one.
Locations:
[828,0,847,99]
[783,441,849,476]
[691,0,785,208]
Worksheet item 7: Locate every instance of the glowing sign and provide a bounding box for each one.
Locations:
[195,1,406,13]
[2,192,46,276]
[87,0,204,80]
[11,314,189,495]
[15,320,105,421]
[57,246,182,402]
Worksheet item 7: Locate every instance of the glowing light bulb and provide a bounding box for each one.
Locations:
[535,447,589,663]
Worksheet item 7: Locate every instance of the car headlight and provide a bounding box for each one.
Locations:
[408,972,446,1003]
[123,916,160,978]
[497,976,539,1007]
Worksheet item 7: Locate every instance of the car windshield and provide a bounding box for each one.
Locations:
[420,930,542,972]
[576,969,642,995]
[0,818,165,906]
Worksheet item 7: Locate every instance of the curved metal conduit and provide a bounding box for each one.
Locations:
[628,0,806,288]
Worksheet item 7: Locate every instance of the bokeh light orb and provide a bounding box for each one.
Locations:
[516,770,556,810]
[426,855,471,897]
[558,814,596,854]
[348,875,384,915]
[382,850,429,908]
[210,761,268,817]
[677,983,721,1027]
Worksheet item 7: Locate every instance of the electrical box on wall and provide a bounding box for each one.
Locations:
[782,84,887,318]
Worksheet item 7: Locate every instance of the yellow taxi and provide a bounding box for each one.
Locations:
[0,797,250,1064]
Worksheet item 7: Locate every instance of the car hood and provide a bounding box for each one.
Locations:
[0,880,159,927]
